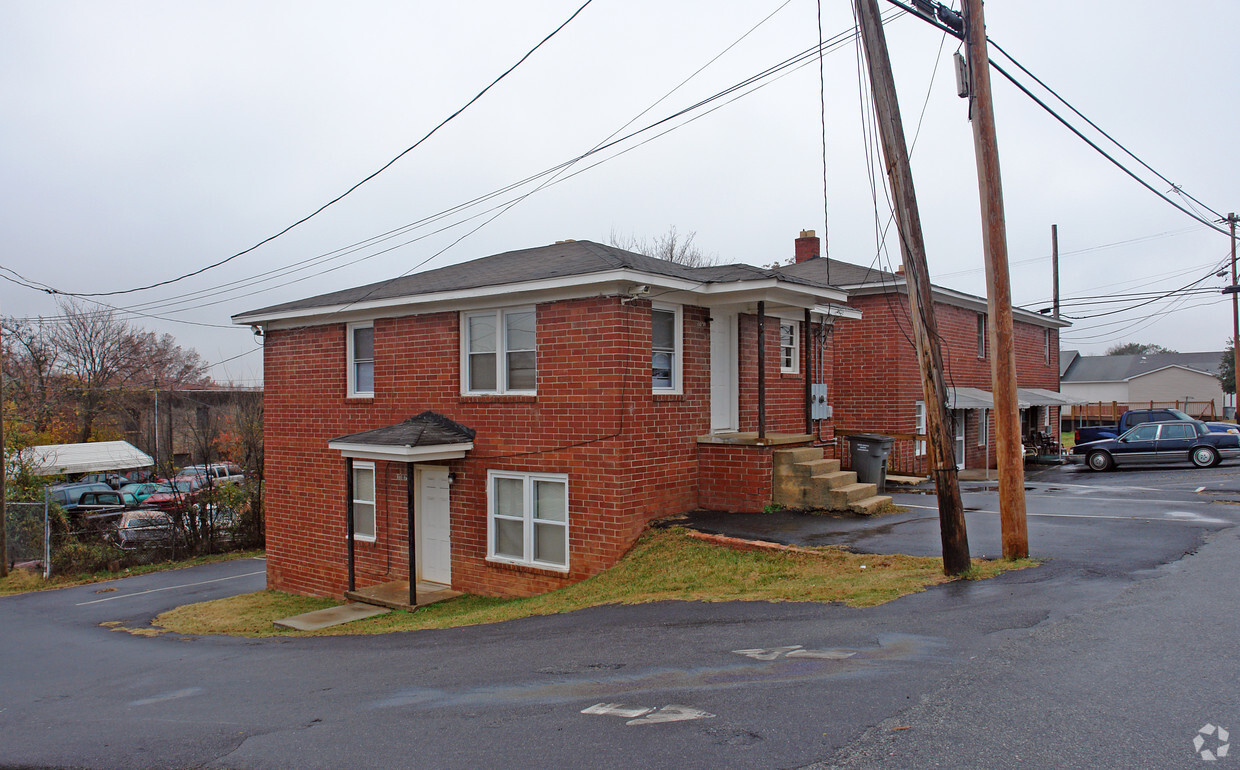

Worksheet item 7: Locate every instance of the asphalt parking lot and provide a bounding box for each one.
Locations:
[3,463,1238,769]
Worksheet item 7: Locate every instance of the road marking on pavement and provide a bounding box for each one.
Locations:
[129,687,204,706]
[581,703,715,726]
[75,570,265,606]
[733,645,856,661]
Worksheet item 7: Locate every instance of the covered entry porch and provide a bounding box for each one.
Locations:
[327,411,474,610]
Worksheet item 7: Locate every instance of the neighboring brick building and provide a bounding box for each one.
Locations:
[776,231,1072,473]
[234,240,861,601]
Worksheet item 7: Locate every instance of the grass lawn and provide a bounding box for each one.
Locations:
[0,550,265,597]
[149,529,1036,638]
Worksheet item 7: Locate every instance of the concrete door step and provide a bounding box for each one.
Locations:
[274,602,391,631]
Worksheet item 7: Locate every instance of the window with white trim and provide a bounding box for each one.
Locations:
[979,409,988,447]
[463,308,536,394]
[915,401,927,456]
[347,323,374,398]
[488,471,568,570]
[780,322,799,373]
[1044,328,1052,365]
[651,304,682,392]
[351,461,376,541]
[976,313,987,359]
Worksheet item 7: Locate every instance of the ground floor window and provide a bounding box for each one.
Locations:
[488,471,568,570]
[914,402,926,456]
[352,461,376,541]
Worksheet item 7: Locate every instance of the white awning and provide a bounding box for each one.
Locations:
[946,387,995,410]
[23,441,154,477]
[1017,388,1085,407]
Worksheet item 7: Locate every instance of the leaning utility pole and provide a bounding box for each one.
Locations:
[855,0,970,575]
[1229,213,1239,409]
[962,0,1027,559]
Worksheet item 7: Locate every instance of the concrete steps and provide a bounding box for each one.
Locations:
[772,447,892,514]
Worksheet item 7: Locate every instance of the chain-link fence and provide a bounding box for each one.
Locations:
[5,500,49,576]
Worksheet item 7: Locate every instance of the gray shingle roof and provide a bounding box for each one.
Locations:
[238,240,838,319]
[774,258,900,287]
[1061,352,1226,382]
[330,411,475,448]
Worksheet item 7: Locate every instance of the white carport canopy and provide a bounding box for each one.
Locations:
[945,387,1082,411]
[23,441,154,477]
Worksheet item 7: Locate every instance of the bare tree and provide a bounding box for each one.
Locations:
[1,317,64,435]
[609,225,717,267]
[51,301,147,442]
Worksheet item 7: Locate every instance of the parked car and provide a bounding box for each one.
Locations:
[119,482,171,503]
[1205,421,1240,435]
[1073,408,1197,445]
[48,481,113,511]
[111,510,177,550]
[76,490,143,511]
[78,471,133,489]
[176,463,245,486]
[1069,420,1240,471]
[144,476,206,512]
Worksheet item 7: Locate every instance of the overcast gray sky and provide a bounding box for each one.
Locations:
[3,0,1237,385]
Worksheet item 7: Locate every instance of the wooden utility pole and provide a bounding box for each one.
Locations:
[962,0,1027,559]
[1229,213,1239,411]
[1052,224,1060,318]
[854,0,970,575]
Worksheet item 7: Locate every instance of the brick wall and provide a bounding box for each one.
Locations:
[831,292,1061,472]
[265,295,805,600]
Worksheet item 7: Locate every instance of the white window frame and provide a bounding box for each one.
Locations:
[347,322,375,398]
[461,307,537,395]
[486,470,569,571]
[976,313,987,359]
[351,461,376,542]
[979,409,989,447]
[780,321,799,374]
[915,401,927,456]
[651,303,683,393]
[1044,328,1052,365]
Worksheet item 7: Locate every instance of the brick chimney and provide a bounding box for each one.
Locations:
[794,229,820,263]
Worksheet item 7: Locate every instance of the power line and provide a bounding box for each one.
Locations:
[32,0,597,299]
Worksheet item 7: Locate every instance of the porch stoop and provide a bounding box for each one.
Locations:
[772,447,892,514]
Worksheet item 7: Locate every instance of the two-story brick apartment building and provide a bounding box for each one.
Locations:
[776,231,1072,473]
[234,240,863,601]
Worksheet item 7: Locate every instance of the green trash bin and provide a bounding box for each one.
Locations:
[847,433,895,494]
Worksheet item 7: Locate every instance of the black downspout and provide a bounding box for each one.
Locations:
[804,308,813,436]
[345,457,355,592]
[407,463,417,608]
[757,301,766,440]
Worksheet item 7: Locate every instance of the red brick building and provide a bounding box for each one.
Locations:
[236,236,1069,602]
[234,240,858,601]
[776,231,1071,474]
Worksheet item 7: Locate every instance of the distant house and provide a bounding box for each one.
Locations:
[234,240,870,602]
[1059,350,1226,423]
[776,231,1071,471]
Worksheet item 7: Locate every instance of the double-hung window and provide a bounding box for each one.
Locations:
[348,323,374,398]
[651,304,682,392]
[463,308,536,394]
[488,471,568,570]
[351,461,376,541]
[780,322,799,373]
[915,401,927,456]
[976,313,987,359]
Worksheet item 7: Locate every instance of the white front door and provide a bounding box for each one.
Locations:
[710,312,738,432]
[417,466,452,585]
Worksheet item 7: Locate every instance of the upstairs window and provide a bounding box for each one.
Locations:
[1044,328,1052,365]
[652,304,682,392]
[348,323,375,398]
[976,313,987,359]
[464,308,536,394]
[780,322,799,373]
